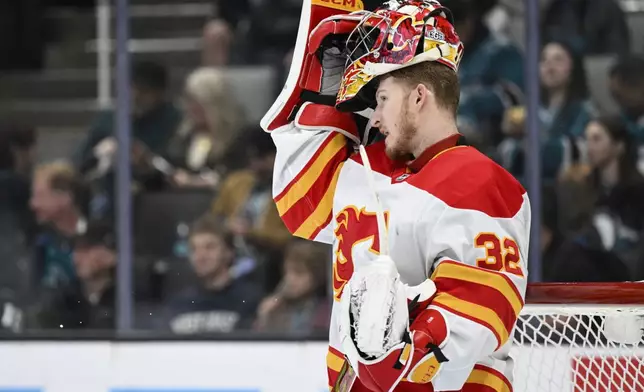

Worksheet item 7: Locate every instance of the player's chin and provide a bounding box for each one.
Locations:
[384,144,408,161]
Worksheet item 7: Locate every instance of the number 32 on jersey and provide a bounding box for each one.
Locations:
[474,232,523,277]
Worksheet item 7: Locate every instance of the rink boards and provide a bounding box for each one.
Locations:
[0,342,641,392]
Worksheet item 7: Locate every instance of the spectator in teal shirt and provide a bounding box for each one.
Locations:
[30,162,89,290]
[73,61,181,219]
[441,0,524,151]
[609,56,644,143]
[499,39,595,185]
[73,61,181,170]
[608,56,644,175]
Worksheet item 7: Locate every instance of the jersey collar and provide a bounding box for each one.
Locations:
[407,133,466,173]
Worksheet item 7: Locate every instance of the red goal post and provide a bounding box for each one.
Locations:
[512,282,644,392]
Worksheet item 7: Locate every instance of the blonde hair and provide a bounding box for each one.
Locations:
[34,160,87,207]
[387,61,460,116]
[177,67,242,161]
[34,160,77,188]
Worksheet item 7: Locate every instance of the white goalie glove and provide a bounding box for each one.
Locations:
[339,255,435,358]
[336,254,450,392]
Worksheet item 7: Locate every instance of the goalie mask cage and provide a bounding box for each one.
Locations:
[513,282,644,392]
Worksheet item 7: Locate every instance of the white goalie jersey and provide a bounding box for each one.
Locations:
[270,103,530,391]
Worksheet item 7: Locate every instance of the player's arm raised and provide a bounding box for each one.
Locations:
[260,1,363,244]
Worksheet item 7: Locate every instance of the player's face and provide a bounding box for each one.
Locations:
[189,233,233,279]
[372,77,417,161]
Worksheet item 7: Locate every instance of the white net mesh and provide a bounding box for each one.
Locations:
[512,305,644,392]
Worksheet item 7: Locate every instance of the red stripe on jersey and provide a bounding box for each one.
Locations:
[431,300,503,348]
[329,345,343,358]
[279,145,348,233]
[406,147,525,218]
[431,260,525,347]
[461,364,513,392]
[433,276,521,342]
[327,346,344,390]
[307,210,333,241]
[460,384,505,392]
[433,260,525,306]
[472,364,513,391]
[275,132,343,203]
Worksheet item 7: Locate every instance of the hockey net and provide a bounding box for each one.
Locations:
[511,283,644,392]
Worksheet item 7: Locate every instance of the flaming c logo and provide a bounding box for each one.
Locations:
[333,206,389,301]
[338,64,374,102]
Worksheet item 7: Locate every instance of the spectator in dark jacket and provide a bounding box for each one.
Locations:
[73,61,180,171]
[0,125,37,240]
[0,125,37,303]
[27,221,116,330]
[556,116,644,281]
[30,161,88,291]
[163,215,262,334]
[609,56,644,153]
[74,61,181,218]
[254,240,331,335]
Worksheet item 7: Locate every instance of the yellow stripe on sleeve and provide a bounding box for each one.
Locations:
[275,133,346,214]
[466,368,512,392]
[431,261,524,318]
[326,349,344,373]
[293,163,344,239]
[432,293,510,346]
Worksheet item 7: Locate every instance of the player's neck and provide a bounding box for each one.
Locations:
[412,115,459,159]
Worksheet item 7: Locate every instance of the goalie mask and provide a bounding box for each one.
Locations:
[336,0,464,112]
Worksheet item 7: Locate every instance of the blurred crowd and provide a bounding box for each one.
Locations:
[0,0,644,335]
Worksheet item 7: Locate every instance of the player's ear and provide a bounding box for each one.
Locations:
[412,83,429,110]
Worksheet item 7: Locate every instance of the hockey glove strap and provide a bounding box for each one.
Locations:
[350,307,450,392]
